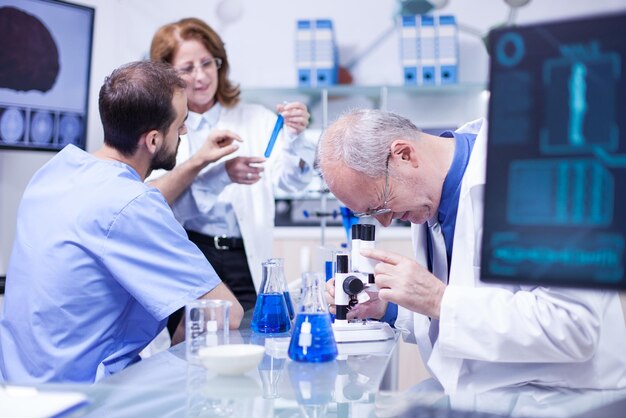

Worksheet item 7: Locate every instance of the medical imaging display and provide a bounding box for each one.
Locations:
[481,13,626,289]
[0,0,94,151]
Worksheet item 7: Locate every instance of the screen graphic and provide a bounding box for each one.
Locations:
[0,0,94,151]
[482,13,626,289]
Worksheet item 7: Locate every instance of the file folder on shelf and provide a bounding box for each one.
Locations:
[400,15,420,85]
[399,14,459,86]
[436,15,459,84]
[420,15,437,86]
[313,19,338,86]
[295,19,338,87]
[296,20,314,87]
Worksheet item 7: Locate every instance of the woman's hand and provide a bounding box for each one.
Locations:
[277,101,310,135]
[225,156,266,185]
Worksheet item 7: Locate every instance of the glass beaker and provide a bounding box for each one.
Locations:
[288,272,338,362]
[268,258,295,320]
[185,299,231,365]
[251,260,291,333]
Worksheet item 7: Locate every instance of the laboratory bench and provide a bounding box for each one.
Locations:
[41,319,401,418]
[16,318,626,418]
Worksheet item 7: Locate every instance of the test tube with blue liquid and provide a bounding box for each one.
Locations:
[288,272,338,362]
[263,113,284,158]
[251,260,291,333]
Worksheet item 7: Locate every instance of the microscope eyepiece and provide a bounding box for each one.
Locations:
[336,254,349,274]
[361,224,375,241]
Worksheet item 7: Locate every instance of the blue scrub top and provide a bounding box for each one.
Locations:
[435,130,477,266]
[0,145,221,383]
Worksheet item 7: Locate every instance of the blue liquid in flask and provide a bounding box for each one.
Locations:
[251,293,291,333]
[288,313,337,362]
[284,291,295,320]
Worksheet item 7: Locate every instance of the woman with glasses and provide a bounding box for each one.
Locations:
[148,18,315,333]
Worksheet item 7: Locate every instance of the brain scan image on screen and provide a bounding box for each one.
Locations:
[0,107,25,144]
[59,114,82,146]
[482,13,626,289]
[0,0,94,151]
[30,110,54,145]
[0,6,60,92]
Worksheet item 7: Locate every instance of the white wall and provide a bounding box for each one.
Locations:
[1,0,625,274]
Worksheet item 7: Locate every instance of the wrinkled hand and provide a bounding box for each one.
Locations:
[363,248,446,319]
[325,278,388,320]
[276,101,309,135]
[226,156,266,185]
[194,129,241,166]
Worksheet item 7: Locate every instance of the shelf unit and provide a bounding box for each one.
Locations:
[242,83,487,129]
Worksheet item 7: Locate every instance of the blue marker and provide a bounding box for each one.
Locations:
[264,114,284,158]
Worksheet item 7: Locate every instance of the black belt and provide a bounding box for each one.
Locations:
[186,230,245,251]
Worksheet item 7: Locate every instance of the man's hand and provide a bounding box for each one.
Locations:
[226,156,266,184]
[325,278,388,320]
[192,129,241,167]
[362,248,446,320]
[277,102,309,135]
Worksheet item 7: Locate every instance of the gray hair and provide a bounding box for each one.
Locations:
[318,108,421,179]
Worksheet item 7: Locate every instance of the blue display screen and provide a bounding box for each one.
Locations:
[481,13,626,289]
[0,0,94,151]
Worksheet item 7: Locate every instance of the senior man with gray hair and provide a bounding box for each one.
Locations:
[319,108,626,394]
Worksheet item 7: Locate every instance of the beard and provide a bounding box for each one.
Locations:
[150,138,180,171]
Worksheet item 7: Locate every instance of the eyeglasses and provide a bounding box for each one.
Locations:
[353,154,392,218]
[175,57,222,77]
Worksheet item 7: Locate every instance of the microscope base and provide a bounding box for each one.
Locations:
[332,320,395,343]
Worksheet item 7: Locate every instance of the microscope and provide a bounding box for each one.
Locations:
[332,224,395,344]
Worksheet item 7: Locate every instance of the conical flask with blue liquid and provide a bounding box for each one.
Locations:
[268,258,295,320]
[251,260,291,333]
[288,272,338,362]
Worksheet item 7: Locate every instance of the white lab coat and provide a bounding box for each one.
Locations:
[395,118,626,394]
[150,102,315,289]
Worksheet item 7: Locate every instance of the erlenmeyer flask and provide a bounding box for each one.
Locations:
[268,258,295,320]
[251,260,291,333]
[288,272,338,362]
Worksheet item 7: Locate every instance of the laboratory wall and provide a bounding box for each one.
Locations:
[1,0,626,276]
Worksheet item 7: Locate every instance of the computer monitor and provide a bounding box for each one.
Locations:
[481,12,626,289]
[0,0,94,151]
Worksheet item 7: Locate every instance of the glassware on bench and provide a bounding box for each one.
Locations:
[251,259,291,333]
[288,272,338,362]
[268,258,295,320]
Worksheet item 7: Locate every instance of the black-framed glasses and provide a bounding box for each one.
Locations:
[353,154,392,218]
[175,57,222,77]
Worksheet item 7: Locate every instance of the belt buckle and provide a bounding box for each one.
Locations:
[214,234,230,250]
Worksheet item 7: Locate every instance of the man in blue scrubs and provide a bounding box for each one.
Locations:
[0,61,244,384]
[319,109,626,393]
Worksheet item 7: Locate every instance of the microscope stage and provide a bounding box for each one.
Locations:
[332,320,395,343]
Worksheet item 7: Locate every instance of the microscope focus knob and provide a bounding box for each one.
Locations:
[343,276,364,296]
